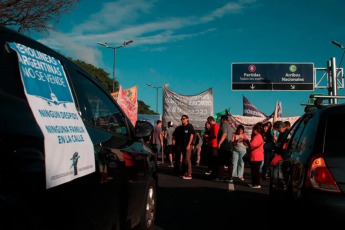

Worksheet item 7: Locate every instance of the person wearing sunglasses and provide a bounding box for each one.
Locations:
[173,115,195,179]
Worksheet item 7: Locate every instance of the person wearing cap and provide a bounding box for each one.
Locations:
[166,121,175,167]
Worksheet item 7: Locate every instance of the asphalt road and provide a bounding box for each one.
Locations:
[152,163,271,230]
[152,162,341,230]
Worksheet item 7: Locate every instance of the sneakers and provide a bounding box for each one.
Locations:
[249,184,261,189]
[262,173,270,180]
[252,185,261,189]
[224,177,233,183]
[182,174,192,180]
[239,177,245,181]
[204,170,212,175]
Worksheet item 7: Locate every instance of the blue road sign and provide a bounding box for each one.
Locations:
[231,63,314,91]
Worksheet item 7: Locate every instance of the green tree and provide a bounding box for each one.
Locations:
[73,59,156,115]
[138,100,158,115]
[73,60,117,93]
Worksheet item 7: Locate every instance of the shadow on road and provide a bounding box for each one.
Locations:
[153,164,271,230]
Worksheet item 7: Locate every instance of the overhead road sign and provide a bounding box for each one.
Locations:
[232,63,314,91]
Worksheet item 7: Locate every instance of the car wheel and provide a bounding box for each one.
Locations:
[290,168,308,212]
[135,177,156,230]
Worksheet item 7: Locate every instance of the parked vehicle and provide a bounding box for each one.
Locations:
[0,25,157,230]
[269,95,345,220]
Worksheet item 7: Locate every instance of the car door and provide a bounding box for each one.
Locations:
[67,66,155,228]
[284,113,319,199]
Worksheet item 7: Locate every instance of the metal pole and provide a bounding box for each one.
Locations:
[327,59,333,104]
[97,40,133,93]
[112,48,116,93]
[331,57,338,104]
[156,87,158,113]
[339,50,345,69]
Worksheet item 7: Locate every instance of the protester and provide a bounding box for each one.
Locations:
[261,122,275,179]
[201,121,211,166]
[193,130,203,166]
[216,115,235,182]
[205,116,220,179]
[284,120,291,130]
[273,121,289,159]
[173,115,195,179]
[231,124,248,181]
[166,121,175,167]
[245,122,264,189]
[172,125,183,175]
[266,121,278,142]
[152,120,164,163]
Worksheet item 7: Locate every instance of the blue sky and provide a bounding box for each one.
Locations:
[34,0,345,117]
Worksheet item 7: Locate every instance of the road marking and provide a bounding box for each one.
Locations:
[227,182,235,192]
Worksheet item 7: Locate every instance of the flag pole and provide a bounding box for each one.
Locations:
[273,100,278,123]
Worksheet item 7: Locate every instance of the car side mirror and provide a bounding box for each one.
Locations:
[135,120,153,138]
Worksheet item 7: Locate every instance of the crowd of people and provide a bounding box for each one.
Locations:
[150,115,291,187]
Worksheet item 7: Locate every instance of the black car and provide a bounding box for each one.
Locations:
[0,26,157,230]
[269,95,345,221]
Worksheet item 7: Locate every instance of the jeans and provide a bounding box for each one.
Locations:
[260,142,275,175]
[261,150,274,176]
[232,148,247,178]
[153,144,161,161]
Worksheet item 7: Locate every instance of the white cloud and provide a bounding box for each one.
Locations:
[40,0,257,63]
[72,0,156,33]
[200,2,243,23]
[38,31,103,66]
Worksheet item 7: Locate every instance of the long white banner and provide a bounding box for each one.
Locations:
[162,87,213,130]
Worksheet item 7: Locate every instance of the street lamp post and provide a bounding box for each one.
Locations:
[98,40,133,93]
[146,83,169,114]
[331,40,345,104]
[332,40,345,69]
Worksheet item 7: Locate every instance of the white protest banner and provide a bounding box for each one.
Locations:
[9,42,95,189]
[163,86,213,130]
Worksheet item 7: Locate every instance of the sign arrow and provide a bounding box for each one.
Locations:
[290,85,295,89]
[250,84,255,89]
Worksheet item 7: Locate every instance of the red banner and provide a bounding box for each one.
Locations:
[116,85,138,126]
